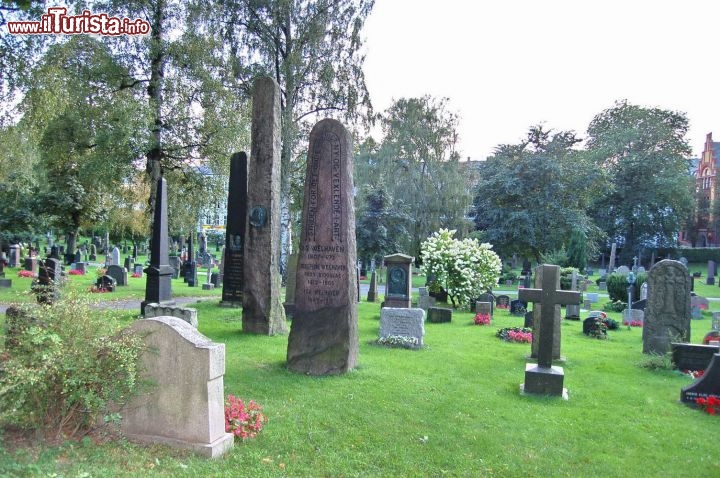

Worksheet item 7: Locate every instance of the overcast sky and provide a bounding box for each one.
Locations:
[362,0,719,160]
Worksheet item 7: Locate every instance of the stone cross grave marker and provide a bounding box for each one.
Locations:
[220,152,248,307]
[242,76,287,335]
[519,264,581,397]
[288,118,358,375]
[121,316,234,458]
[643,260,691,355]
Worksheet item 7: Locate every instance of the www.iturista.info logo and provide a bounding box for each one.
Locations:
[7,7,150,36]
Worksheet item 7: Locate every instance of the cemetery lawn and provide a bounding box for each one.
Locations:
[2,296,719,477]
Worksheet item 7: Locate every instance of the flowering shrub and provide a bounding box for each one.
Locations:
[584,317,608,339]
[473,313,491,325]
[377,335,420,349]
[421,229,502,308]
[603,300,626,313]
[496,327,533,343]
[17,270,34,278]
[68,269,84,275]
[225,395,267,440]
[696,396,720,415]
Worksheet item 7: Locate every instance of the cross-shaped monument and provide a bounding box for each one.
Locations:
[519,264,581,398]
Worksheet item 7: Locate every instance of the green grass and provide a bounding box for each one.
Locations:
[2,284,720,477]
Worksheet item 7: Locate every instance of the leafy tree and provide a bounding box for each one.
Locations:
[195,0,375,270]
[355,186,412,266]
[421,228,502,308]
[566,229,588,271]
[586,100,694,263]
[22,36,146,259]
[473,125,605,261]
[361,96,473,257]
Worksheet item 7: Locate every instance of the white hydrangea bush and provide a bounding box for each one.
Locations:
[421,228,502,308]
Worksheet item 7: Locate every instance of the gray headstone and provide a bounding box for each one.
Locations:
[615,266,630,276]
[640,282,648,300]
[121,317,233,458]
[144,303,198,327]
[623,308,644,325]
[477,292,495,316]
[476,301,492,316]
[367,270,378,302]
[106,264,128,286]
[288,118,358,375]
[643,260,691,355]
[427,306,452,323]
[379,307,425,347]
[111,246,121,266]
[220,152,248,307]
[8,245,20,268]
[242,77,287,335]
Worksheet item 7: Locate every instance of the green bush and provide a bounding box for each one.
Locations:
[675,248,720,263]
[603,300,626,312]
[606,273,628,302]
[0,293,145,440]
[540,247,568,267]
[559,267,580,290]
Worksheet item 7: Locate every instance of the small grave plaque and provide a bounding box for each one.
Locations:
[379,308,425,347]
[427,306,452,323]
[672,343,720,372]
[510,299,527,316]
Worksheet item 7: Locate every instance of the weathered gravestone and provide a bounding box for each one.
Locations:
[510,299,527,316]
[202,265,215,290]
[185,235,198,287]
[120,317,234,458]
[242,76,287,335]
[565,270,581,319]
[220,152,248,308]
[640,282,648,300]
[672,343,720,372]
[23,257,37,275]
[383,253,413,308]
[526,266,564,361]
[111,246,121,267]
[519,264,581,397]
[681,353,720,406]
[477,292,495,316]
[141,177,175,315]
[134,264,143,277]
[34,258,62,304]
[643,260,691,355]
[283,252,299,317]
[287,118,357,375]
[691,296,709,320]
[144,303,198,328]
[106,264,128,286]
[169,256,181,279]
[9,244,20,268]
[707,260,716,285]
[495,295,510,309]
[88,244,97,262]
[379,307,425,348]
[95,274,116,292]
[416,287,435,311]
[366,269,378,302]
[476,302,492,316]
[427,306,452,323]
[615,265,630,276]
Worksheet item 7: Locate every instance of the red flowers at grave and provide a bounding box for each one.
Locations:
[684,370,705,379]
[17,270,34,278]
[225,394,267,441]
[696,395,720,415]
[68,269,84,275]
[131,273,142,278]
[474,313,491,325]
[624,320,643,327]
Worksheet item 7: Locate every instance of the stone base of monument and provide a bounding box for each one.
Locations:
[0,279,11,288]
[144,302,195,327]
[526,354,566,364]
[202,283,215,291]
[521,364,568,399]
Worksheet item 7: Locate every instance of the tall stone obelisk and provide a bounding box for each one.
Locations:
[242,76,287,335]
[141,177,175,315]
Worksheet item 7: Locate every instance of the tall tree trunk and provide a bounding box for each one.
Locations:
[146,0,166,220]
